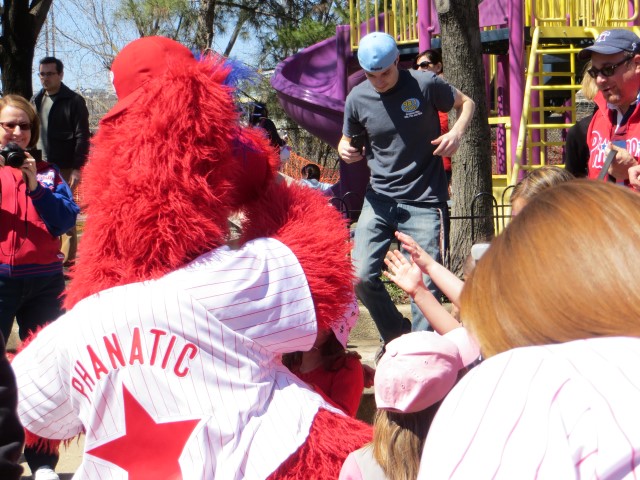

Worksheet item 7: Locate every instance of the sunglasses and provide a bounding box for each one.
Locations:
[587,57,632,78]
[416,61,434,69]
[0,122,31,132]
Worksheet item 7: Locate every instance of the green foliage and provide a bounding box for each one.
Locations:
[272,17,337,58]
[383,277,411,304]
[254,0,345,68]
[116,0,198,40]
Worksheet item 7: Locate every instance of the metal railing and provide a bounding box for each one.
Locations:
[350,0,419,50]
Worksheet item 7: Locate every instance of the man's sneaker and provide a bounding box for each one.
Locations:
[34,466,60,480]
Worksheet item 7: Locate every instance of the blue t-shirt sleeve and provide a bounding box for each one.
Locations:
[343,94,366,138]
[430,75,456,113]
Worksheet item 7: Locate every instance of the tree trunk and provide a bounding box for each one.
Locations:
[194,0,217,51]
[437,0,493,276]
[1,0,53,98]
[223,14,247,57]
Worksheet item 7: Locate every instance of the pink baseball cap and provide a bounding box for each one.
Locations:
[104,36,196,122]
[374,329,479,413]
[331,296,359,348]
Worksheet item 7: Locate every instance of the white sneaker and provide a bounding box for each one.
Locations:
[33,466,60,480]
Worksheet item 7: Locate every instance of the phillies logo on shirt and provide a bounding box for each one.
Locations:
[590,131,640,170]
[36,169,56,190]
[589,130,610,170]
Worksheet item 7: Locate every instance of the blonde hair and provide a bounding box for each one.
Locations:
[510,166,574,207]
[0,94,40,148]
[580,61,598,101]
[462,180,640,358]
[371,406,438,480]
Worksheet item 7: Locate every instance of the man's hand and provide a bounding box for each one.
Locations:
[431,130,462,157]
[629,165,640,189]
[338,135,365,164]
[67,169,81,190]
[608,143,638,180]
[432,88,474,157]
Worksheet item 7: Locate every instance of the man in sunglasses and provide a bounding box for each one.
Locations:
[338,32,474,349]
[32,57,90,269]
[579,29,640,185]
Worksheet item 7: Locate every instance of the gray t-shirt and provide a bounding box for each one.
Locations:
[343,69,455,203]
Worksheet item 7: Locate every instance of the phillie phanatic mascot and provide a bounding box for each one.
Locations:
[12,36,372,479]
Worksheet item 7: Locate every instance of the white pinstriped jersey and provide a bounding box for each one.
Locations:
[419,337,640,479]
[13,238,343,480]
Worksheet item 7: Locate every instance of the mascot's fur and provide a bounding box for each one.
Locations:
[46,39,372,478]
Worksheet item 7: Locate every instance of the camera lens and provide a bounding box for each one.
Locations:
[1,143,26,168]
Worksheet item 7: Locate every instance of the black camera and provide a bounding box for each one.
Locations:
[1,143,26,168]
[350,133,366,152]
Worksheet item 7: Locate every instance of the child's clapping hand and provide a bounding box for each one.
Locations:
[383,250,426,298]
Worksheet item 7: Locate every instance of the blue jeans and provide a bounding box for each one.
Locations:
[0,274,66,342]
[353,190,447,344]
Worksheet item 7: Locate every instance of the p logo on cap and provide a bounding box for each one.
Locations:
[579,29,640,59]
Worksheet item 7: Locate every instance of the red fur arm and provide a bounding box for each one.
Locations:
[23,431,61,455]
[267,409,372,479]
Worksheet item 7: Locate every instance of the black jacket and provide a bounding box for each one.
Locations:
[32,83,91,170]
[0,336,24,480]
[564,106,597,178]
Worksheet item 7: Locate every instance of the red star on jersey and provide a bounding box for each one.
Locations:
[87,385,200,479]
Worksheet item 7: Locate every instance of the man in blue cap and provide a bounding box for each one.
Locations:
[338,32,474,350]
[579,29,640,184]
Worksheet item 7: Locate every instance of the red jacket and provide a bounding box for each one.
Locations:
[0,162,79,277]
[587,91,640,186]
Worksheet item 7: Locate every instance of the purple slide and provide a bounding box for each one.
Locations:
[271,25,370,217]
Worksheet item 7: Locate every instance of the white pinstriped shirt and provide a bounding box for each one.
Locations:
[420,337,640,480]
[13,238,342,480]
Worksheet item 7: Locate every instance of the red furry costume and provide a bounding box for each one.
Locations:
[12,37,371,479]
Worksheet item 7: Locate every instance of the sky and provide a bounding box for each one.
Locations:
[31,2,261,92]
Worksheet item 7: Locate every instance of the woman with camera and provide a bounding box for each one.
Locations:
[0,94,78,480]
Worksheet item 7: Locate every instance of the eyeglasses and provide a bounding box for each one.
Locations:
[587,57,632,78]
[416,61,434,69]
[38,72,58,78]
[0,122,31,132]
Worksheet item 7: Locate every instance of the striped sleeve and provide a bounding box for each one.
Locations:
[13,318,83,440]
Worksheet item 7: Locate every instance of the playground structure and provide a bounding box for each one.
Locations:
[271,0,640,217]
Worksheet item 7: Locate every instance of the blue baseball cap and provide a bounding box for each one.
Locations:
[357,32,399,72]
[579,29,640,59]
